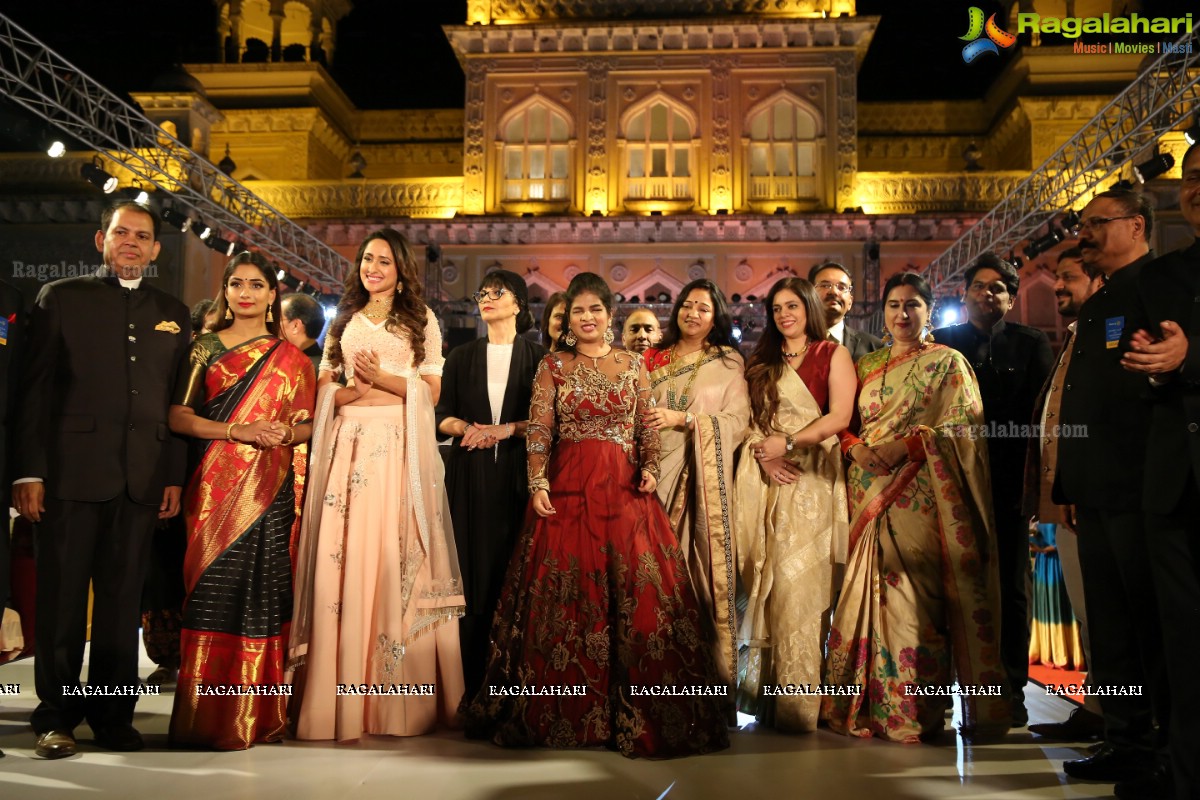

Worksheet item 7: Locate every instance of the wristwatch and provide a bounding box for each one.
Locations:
[785,433,795,453]
[685,411,694,428]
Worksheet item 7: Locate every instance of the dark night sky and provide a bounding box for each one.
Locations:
[0,0,1194,147]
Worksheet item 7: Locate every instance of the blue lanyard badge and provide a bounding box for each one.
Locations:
[0,316,8,346]
[1104,316,1124,350]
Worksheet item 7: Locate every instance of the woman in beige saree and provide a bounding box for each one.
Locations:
[643,279,749,709]
[822,272,1010,744]
[734,278,854,732]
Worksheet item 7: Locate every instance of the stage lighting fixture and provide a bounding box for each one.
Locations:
[81,159,117,193]
[133,190,150,205]
[1024,227,1064,260]
[1133,152,1175,183]
[206,235,236,257]
[47,141,66,158]
[1185,115,1200,146]
[1061,209,1081,233]
[162,208,191,233]
[193,221,213,241]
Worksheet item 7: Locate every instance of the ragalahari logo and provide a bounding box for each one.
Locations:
[960,7,1017,63]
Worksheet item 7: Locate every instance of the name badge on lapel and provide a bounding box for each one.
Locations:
[155,320,181,334]
[0,316,8,346]
[1104,316,1124,350]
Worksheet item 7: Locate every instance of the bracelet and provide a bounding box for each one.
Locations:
[226,422,238,442]
[463,422,474,437]
[506,423,515,439]
[281,426,295,446]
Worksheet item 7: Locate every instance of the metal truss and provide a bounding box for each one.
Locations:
[0,13,350,291]
[926,23,1200,292]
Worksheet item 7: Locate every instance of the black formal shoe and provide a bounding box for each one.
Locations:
[1063,744,1155,782]
[1029,708,1105,741]
[145,666,178,687]
[35,730,77,759]
[1115,766,1173,800]
[93,724,144,752]
[1011,698,1029,728]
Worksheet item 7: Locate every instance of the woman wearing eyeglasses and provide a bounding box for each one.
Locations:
[435,271,545,699]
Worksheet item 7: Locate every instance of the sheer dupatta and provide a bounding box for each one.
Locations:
[288,377,463,671]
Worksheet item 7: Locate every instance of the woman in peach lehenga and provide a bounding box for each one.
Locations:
[289,228,465,742]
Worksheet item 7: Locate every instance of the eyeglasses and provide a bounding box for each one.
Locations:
[1070,214,1139,235]
[815,281,852,293]
[472,287,509,303]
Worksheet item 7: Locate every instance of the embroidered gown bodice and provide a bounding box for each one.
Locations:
[320,306,444,380]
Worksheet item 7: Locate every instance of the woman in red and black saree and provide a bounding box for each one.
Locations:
[822,272,1011,744]
[461,273,729,759]
[167,253,315,750]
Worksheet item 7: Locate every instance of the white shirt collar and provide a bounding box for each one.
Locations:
[828,319,846,343]
[118,276,142,290]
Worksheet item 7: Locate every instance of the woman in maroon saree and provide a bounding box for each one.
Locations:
[167,253,315,749]
[461,272,728,759]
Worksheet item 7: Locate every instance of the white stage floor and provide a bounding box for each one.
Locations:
[0,647,1115,799]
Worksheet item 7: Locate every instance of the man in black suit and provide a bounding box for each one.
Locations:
[0,277,24,759]
[808,262,882,361]
[935,252,1054,726]
[1053,189,1167,790]
[11,201,191,758]
[280,292,325,376]
[1121,141,1200,800]
[1023,247,1105,741]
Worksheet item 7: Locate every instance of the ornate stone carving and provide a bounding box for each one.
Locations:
[854,171,1027,214]
[250,178,464,218]
[610,263,629,283]
[477,1,855,22]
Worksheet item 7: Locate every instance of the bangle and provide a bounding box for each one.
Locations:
[227,423,238,442]
[281,426,295,446]
[463,422,474,437]
[506,423,514,439]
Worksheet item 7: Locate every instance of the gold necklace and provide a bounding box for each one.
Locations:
[666,343,706,411]
[362,296,391,320]
[579,345,613,369]
[782,339,810,360]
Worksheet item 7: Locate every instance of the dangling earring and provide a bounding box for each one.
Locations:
[603,326,614,345]
[564,330,578,347]
[267,308,274,323]
[224,306,233,320]
[920,324,933,345]
[396,284,404,295]
[882,330,894,347]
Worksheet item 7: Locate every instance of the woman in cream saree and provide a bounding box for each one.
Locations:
[735,278,854,732]
[643,279,749,708]
[822,273,1010,744]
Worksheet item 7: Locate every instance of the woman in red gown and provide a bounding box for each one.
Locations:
[461,272,729,759]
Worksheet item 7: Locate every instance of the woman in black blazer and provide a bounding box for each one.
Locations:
[436,270,546,699]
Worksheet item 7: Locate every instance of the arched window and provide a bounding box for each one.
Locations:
[746,96,820,203]
[502,102,570,202]
[624,98,694,201]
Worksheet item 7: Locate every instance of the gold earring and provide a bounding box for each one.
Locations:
[224,306,233,320]
[564,330,577,346]
[267,308,274,322]
[603,327,614,345]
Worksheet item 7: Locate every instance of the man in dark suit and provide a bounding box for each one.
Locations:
[0,277,24,759]
[280,292,326,376]
[1022,247,1105,741]
[808,262,882,361]
[11,201,191,758]
[1121,141,1200,800]
[935,252,1054,727]
[1053,189,1167,790]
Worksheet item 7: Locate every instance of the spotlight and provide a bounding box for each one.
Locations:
[133,190,150,205]
[715,208,728,215]
[731,318,743,343]
[47,141,66,158]
[81,159,117,193]
[1185,115,1200,146]
[656,292,670,303]
[320,294,340,321]
[1111,179,1136,191]
[730,293,742,303]
[774,206,788,215]
[1133,152,1175,183]
[277,269,286,281]
[194,221,213,241]
[614,292,626,303]
[1007,251,1024,269]
[1061,209,1081,233]
[206,235,236,257]
[649,210,663,217]
[629,295,640,304]
[590,209,603,217]
[1024,226,1064,260]
[279,272,302,291]
[162,208,191,233]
